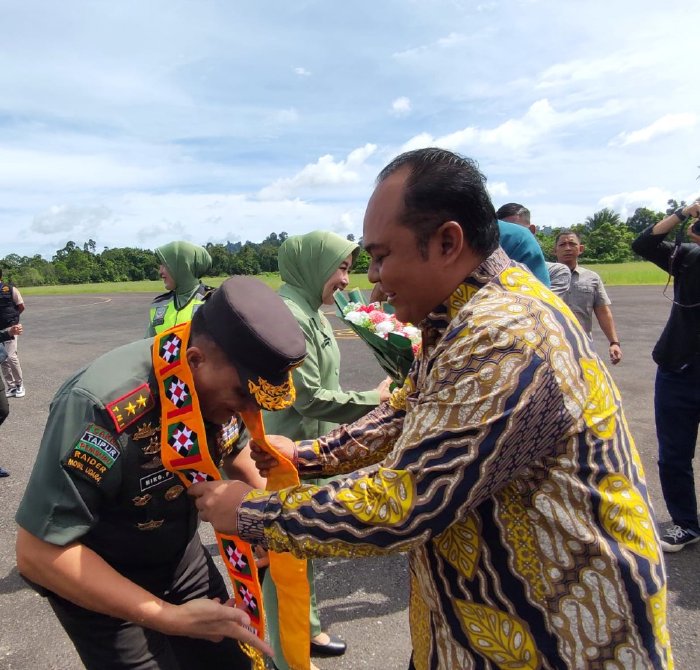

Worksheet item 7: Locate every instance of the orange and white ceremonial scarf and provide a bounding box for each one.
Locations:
[153,321,311,670]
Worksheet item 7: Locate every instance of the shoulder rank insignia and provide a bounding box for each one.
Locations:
[105,383,156,433]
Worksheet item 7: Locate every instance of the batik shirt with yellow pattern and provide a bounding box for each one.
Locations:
[238,248,672,670]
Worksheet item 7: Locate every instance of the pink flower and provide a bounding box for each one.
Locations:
[369,311,389,324]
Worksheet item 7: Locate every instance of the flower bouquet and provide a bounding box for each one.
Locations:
[334,288,421,385]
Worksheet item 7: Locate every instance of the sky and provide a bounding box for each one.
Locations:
[1,0,699,258]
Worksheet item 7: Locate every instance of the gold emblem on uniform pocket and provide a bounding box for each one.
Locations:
[141,456,163,470]
[133,422,160,440]
[142,436,160,455]
[132,494,152,507]
[136,519,164,531]
[165,484,184,501]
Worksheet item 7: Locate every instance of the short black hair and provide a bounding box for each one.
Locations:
[555,229,581,244]
[377,148,499,258]
[496,203,530,221]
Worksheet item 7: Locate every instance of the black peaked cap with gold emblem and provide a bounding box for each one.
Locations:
[192,276,306,411]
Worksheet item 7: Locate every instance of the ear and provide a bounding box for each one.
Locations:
[435,221,465,261]
[186,345,205,370]
[579,244,585,255]
[529,224,536,234]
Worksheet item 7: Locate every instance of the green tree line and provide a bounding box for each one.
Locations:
[0,202,687,286]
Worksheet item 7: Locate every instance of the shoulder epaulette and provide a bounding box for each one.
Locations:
[105,382,156,433]
[198,284,215,299]
[151,290,174,305]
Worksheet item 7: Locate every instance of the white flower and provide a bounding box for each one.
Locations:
[374,321,395,336]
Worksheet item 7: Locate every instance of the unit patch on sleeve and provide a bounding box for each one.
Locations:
[62,423,121,486]
[105,383,156,433]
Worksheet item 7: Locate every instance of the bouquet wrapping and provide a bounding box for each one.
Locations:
[334,288,420,385]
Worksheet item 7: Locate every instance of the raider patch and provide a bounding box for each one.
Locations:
[105,383,155,433]
[63,423,121,486]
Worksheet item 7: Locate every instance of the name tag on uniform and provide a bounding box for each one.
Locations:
[140,468,174,492]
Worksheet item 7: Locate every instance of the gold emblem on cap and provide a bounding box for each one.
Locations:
[247,373,295,411]
[132,494,152,507]
[136,519,164,531]
[165,485,184,501]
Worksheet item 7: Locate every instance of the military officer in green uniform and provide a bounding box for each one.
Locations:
[15,277,306,670]
[147,241,214,337]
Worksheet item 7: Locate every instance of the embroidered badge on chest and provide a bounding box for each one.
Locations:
[62,423,120,486]
[105,383,156,433]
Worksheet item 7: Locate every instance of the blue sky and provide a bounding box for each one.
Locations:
[2,0,699,258]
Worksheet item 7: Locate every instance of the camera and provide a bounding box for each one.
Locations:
[692,219,700,236]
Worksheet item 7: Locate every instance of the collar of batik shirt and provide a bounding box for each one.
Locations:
[420,246,511,347]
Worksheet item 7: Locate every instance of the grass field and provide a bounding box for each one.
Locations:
[19,262,668,295]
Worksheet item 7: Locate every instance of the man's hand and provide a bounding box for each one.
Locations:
[249,434,296,477]
[609,343,622,365]
[188,480,253,535]
[8,324,22,337]
[376,376,393,403]
[160,598,273,655]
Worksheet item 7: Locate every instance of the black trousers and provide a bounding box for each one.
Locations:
[46,538,251,670]
[655,361,700,534]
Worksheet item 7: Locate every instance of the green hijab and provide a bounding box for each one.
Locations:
[155,241,212,309]
[278,231,358,311]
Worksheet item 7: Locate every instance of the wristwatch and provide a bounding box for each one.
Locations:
[674,207,688,222]
[609,341,620,346]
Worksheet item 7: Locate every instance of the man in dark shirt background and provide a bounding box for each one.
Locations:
[632,198,700,552]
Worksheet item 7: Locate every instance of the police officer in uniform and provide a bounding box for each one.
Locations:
[147,241,214,337]
[15,277,306,670]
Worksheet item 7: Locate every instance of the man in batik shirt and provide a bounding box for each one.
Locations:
[191,149,672,670]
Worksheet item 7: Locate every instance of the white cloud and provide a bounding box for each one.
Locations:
[272,108,300,124]
[257,144,378,201]
[487,182,509,198]
[536,53,643,90]
[391,97,412,116]
[401,98,622,153]
[31,205,114,236]
[611,113,697,146]
[598,187,673,218]
[294,67,311,77]
[392,32,468,59]
[0,146,167,191]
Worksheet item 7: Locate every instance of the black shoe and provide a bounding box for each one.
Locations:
[0,467,9,478]
[660,524,700,553]
[311,634,347,657]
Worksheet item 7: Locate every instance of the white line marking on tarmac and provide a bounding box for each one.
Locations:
[31,297,113,311]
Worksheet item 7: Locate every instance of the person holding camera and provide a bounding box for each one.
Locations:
[632,199,700,552]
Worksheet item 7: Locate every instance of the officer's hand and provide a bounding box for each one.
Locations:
[8,324,22,337]
[249,435,296,477]
[188,480,253,535]
[164,597,273,655]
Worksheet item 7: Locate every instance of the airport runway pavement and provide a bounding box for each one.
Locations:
[0,286,698,669]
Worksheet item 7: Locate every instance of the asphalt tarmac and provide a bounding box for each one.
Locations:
[0,287,698,669]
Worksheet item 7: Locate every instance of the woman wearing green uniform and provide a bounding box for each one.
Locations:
[147,241,213,337]
[263,231,391,670]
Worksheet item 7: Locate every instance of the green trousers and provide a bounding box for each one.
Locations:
[262,560,321,670]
